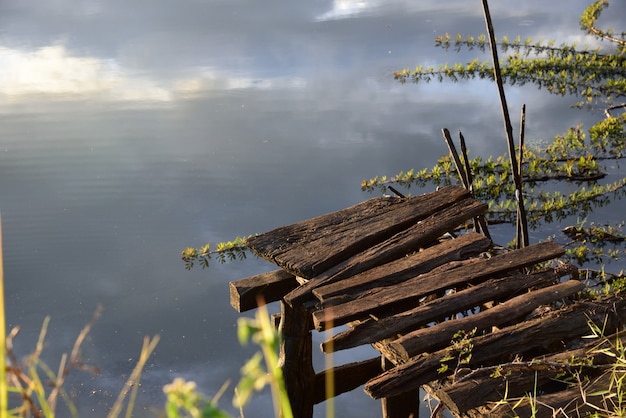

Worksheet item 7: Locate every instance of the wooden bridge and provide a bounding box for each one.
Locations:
[229,185,626,417]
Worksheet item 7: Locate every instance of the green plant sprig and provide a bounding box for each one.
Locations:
[181,236,253,270]
[438,328,477,379]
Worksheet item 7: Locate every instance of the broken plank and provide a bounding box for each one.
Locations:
[313,241,564,329]
[436,332,625,416]
[286,196,488,307]
[485,371,619,418]
[388,280,584,362]
[312,232,492,304]
[229,269,299,312]
[321,268,563,352]
[366,298,626,399]
[247,185,470,280]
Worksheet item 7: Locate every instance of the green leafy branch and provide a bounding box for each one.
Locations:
[362,122,626,229]
[181,236,253,270]
[580,0,626,47]
[394,0,626,109]
[561,219,625,286]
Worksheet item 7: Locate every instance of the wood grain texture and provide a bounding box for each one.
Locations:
[321,268,562,352]
[313,241,564,329]
[229,269,298,312]
[247,186,470,280]
[287,196,488,306]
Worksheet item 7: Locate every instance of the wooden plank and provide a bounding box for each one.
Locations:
[229,269,299,312]
[247,186,470,280]
[483,371,620,418]
[313,241,564,329]
[435,332,624,416]
[386,280,584,363]
[313,232,492,305]
[286,196,488,307]
[313,357,382,404]
[321,268,563,353]
[365,298,626,400]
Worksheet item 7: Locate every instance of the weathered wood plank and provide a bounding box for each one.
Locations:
[321,268,564,352]
[365,298,626,400]
[229,269,299,312]
[312,232,492,305]
[313,357,382,404]
[483,372,619,418]
[247,186,470,280]
[286,196,488,307]
[435,332,624,416]
[313,241,564,329]
[387,280,584,363]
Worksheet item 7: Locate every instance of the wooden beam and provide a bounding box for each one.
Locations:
[435,331,625,416]
[313,241,564,329]
[312,232,492,306]
[321,268,563,353]
[248,186,471,281]
[386,280,584,363]
[485,372,619,418]
[313,357,382,404]
[280,301,315,418]
[287,196,488,307]
[365,298,626,400]
[229,269,299,312]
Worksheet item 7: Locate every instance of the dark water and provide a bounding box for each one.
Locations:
[1,1,625,416]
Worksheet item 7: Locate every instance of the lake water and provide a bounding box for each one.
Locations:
[1,1,625,416]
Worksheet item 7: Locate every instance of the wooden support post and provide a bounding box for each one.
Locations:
[279,300,315,418]
[381,357,420,418]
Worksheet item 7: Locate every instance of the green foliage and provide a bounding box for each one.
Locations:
[574,319,626,416]
[235,306,293,418]
[394,1,626,109]
[438,328,476,378]
[181,236,252,270]
[161,306,294,418]
[390,0,626,234]
[163,378,230,418]
[362,130,626,229]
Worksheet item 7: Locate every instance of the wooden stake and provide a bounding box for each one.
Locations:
[517,104,529,248]
[442,129,492,240]
[279,301,315,418]
[459,131,493,239]
[481,0,529,249]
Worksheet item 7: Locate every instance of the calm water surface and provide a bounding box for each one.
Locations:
[1,1,624,416]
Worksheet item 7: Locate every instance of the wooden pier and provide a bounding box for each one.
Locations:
[229,185,626,417]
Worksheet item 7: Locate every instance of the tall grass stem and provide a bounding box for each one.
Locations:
[0,214,7,418]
